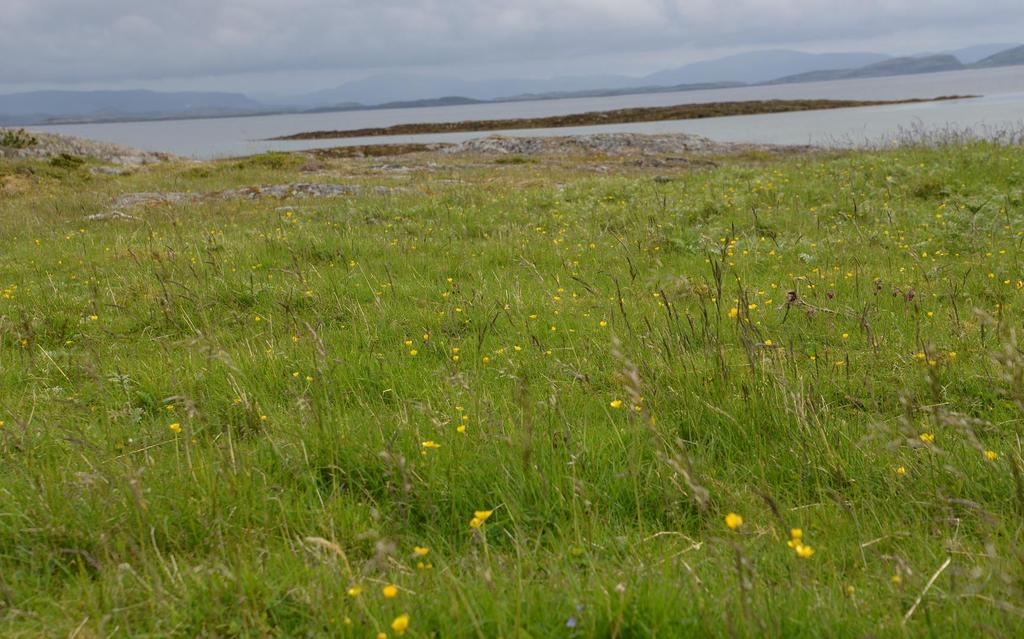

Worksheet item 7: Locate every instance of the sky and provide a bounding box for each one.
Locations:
[2,0,1024,95]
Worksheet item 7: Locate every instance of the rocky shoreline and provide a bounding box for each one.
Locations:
[440,133,790,156]
[2,127,803,165]
[0,128,176,165]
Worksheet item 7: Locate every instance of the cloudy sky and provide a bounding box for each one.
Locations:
[3,0,1023,94]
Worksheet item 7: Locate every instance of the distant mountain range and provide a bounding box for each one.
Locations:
[770,45,1024,84]
[973,44,1024,68]
[0,90,265,125]
[938,43,1020,64]
[769,54,964,84]
[640,50,893,87]
[286,73,639,107]
[2,43,1022,126]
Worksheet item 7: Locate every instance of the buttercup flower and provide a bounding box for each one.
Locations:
[470,509,494,528]
[793,543,815,558]
[391,614,410,635]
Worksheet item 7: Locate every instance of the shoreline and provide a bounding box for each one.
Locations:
[269,96,973,141]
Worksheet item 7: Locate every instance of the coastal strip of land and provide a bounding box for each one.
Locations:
[270,96,972,141]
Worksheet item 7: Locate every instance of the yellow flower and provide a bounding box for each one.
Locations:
[377,633,387,639]
[391,614,410,635]
[599,320,608,328]
[408,349,418,357]
[725,513,743,530]
[347,585,361,597]
[891,574,901,585]
[413,546,430,556]
[470,509,494,528]
[919,432,934,444]
[985,450,999,461]
[421,440,441,449]
[609,400,623,409]
[784,527,814,556]
[895,466,906,476]
[764,339,774,346]
[382,584,398,598]
[168,422,182,434]
[728,307,739,319]
[793,543,815,558]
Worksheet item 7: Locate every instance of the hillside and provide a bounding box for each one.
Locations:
[973,44,1024,68]
[771,54,965,84]
[0,89,266,124]
[290,72,638,108]
[1,133,1024,636]
[285,52,896,108]
[642,50,891,86]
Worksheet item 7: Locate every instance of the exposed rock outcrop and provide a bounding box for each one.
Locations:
[0,128,175,164]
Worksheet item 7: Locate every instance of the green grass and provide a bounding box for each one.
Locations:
[1,142,1023,638]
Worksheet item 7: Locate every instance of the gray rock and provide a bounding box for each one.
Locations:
[84,211,139,222]
[1,128,175,164]
[89,165,135,176]
[442,133,769,157]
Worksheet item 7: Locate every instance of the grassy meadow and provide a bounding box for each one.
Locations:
[1,141,1023,637]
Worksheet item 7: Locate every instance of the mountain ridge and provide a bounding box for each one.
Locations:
[2,43,1021,126]
[973,45,1024,68]
[770,54,965,84]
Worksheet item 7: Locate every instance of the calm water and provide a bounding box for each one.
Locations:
[37,66,1024,159]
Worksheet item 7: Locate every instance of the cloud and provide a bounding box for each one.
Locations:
[2,0,1023,86]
